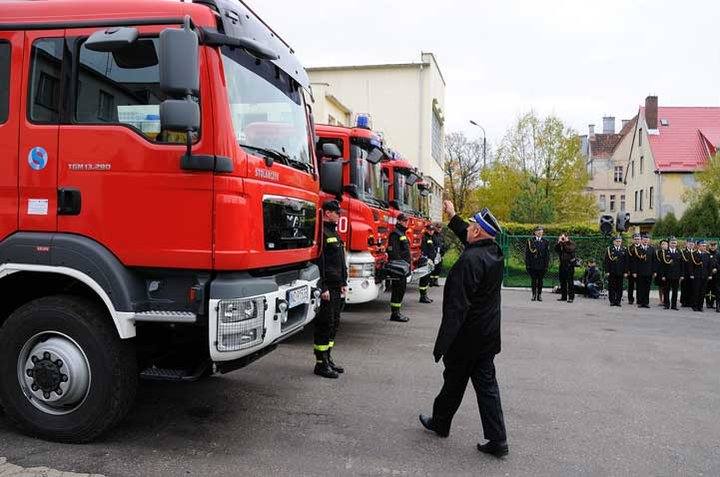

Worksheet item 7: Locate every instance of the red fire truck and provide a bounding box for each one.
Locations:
[0,0,339,442]
[383,156,433,282]
[316,119,393,304]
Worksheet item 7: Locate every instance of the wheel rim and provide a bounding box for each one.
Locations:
[17,332,92,416]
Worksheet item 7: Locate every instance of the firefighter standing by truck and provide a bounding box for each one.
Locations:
[388,214,412,322]
[430,223,447,287]
[419,224,438,304]
[314,200,348,379]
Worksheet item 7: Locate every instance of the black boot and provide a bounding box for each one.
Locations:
[327,350,344,374]
[531,290,537,301]
[419,291,433,304]
[537,292,543,302]
[477,440,509,457]
[390,308,409,322]
[419,414,449,438]
[314,350,339,379]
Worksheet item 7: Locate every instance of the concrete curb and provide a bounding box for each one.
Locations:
[0,458,105,477]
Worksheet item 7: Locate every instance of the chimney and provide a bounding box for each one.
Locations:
[588,124,595,137]
[602,116,615,134]
[645,95,658,130]
[621,119,630,129]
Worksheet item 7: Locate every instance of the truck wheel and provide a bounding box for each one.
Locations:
[0,295,137,443]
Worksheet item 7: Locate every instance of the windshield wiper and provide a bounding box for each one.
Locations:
[239,144,291,166]
[285,156,314,174]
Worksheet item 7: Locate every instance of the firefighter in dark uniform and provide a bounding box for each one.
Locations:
[658,238,682,310]
[313,200,348,379]
[420,200,509,458]
[692,240,711,312]
[388,213,412,322]
[706,241,719,310]
[525,226,550,302]
[430,223,447,287]
[680,238,696,307]
[627,233,641,305]
[634,233,654,308]
[554,233,578,303]
[418,224,438,304]
[604,236,628,306]
[654,240,669,307]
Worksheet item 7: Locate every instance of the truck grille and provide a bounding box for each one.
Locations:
[262,196,316,251]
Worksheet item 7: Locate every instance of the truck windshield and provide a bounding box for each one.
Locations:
[351,144,385,208]
[221,47,312,172]
[394,172,418,214]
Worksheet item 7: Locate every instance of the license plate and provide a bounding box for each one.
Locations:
[287,285,309,309]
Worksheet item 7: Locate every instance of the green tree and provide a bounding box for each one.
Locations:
[493,111,596,223]
[678,193,720,237]
[653,212,680,238]
[470,162,525,221]
[686,153,720,203]
[510,180,557,223]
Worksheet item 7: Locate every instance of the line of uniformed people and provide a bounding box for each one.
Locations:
[604,234,719,312]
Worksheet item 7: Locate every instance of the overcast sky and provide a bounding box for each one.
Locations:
[251,0,719,148]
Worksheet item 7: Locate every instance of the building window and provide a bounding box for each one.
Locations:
[614,166,623,183]
[639,128,642,147]
[639,189,644,211]
[640,156,644,174]
[328,114,336,125]
[610,195,616,211]
[649,186,654,209]
[634,191,638,211]
[431,110,443,166]
[621,194,626,211]
[599,194,606,211]
[631,160,635,178]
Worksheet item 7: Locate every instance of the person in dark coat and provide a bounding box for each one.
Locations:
[314,200,348,379]
[418,224,438,304]
[430,223,447,287]
[387,214,412,322]
[581,259,603,299]
[419,200,508,458]
[659,237,683,310]
[680,238,696,307]
[692,241,711,312]
[627,233,641,305]
[706,241,718,310]
[654,240,669,307]
[604,236,628,306]
[554,233,578,303]
[634,234,655,308]
[525,226,550,302]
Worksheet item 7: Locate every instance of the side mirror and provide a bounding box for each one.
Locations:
[159,21,199,98]
[321,143,343,160]
[419,188,430,197]
[160,100,200,133]
[366,147,384,164]
[320,161,343,196]
[85,27,139,52]
[344,184,358,198]
[407,172,420,186]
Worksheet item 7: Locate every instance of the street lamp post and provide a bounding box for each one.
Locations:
[469,120,487,170]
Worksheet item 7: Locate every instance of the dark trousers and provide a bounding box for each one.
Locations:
[707,276,718,306]
[432,354,507,442]
[314,288,342,348]
[419,274,431,296]
[693,279,707,310]
[663,279,679,309]
[680,278,693,307]
[559,266,575,300]
[636,275,652,306]
[627,276,636,303]
[431,261,442,282]
[529,269,546,298]
[608,274,624,305]
[390,276,407,312]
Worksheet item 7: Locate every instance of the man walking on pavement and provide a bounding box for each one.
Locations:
[420,200,508,458]
[388,213,412,322]
[604,236,628,306]
[419,224,438,304]
[634,234,654,308]
[680,238,697,308]
[313,200,348,379]
[430,223,447,287]
[525,226,550,302]
[555,233,578,303]
[627,233,641,305]
[659,238,682,310]
[706,241,718,310]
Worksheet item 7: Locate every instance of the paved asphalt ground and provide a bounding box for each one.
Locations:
[1,286,720,477]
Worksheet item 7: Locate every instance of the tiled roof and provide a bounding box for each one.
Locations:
[589,134,623,158]
[640,106,720,172]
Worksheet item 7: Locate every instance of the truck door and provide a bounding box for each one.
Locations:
[57,26,214,269]
[0,31,23,241]
[18,30,63,233]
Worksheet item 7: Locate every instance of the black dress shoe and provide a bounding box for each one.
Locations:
[477,440,509,457]
[531,296,537,302]
[672,306,679,310]
[641,305,650,309]
[419,415,449,438]
[567,299,574,303]
[557,298,566,302]
[390,314,409,323]
[419,296,433,304]
[537,296,543,302]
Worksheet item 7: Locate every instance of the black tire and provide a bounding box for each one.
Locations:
[0,295,137,443]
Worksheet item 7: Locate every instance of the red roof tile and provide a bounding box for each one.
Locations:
[640,106,720,172]
[589,134,623,158]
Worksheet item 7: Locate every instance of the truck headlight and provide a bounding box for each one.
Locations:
[349,263,374,278]
[217,298,265,352]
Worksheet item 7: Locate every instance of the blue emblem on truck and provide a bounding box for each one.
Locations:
[28,147,48,171]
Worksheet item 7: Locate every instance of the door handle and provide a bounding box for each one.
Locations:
[58,188,82,216]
